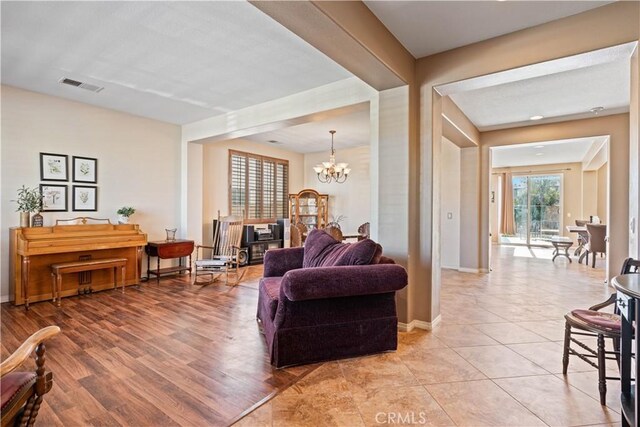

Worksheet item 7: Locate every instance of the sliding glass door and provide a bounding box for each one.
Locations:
[511,174,561,246]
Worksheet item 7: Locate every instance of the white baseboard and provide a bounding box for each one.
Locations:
[479,268,490,273]
[458,267,480,273]
[398,315,441,332]
[441,265,459,270]
[1,295,10,303]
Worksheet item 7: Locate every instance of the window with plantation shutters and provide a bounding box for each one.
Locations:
[229,150,289,219]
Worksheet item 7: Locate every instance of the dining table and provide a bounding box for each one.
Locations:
[565,225,588,263]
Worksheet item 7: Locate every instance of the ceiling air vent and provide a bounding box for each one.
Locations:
[59,78,104,93]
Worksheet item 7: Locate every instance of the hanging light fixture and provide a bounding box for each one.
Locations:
[313,130,350,184]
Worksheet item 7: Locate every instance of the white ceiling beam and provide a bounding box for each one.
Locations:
[182,77,376,143]
[435,42,637,97]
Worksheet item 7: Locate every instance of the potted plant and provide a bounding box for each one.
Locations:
[327,214,347,229]
[117,206,135,224]
[13,186,43,227]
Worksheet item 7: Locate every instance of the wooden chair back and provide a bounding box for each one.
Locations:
[213,212,243,258]
[295,222,308,242]
[290,224,302,247]
[324,225,344,241]
[357,222,370,241]
[621,258,640,274]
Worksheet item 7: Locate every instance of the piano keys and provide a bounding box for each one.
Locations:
[9,223,147,307]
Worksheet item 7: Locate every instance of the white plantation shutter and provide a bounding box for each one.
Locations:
[229,150,288,219]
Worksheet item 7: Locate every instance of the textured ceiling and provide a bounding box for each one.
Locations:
[449,58,631,131]
[364,1,613,58]
[491,137,607,169]
[240,106,370,154]
[1,1,352,125]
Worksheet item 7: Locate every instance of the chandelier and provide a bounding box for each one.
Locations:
[313,130,351,184]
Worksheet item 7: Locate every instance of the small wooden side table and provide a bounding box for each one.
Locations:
[145,240,194,282]
[550,236,572,263]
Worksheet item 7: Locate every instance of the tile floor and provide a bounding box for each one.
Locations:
[235,245,620,426]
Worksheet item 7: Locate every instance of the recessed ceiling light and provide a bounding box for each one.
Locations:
[267,140,281,144]
[590,106,604,114]
[534,145,544,149]
[530,115,544,121]
[536,153,544,156]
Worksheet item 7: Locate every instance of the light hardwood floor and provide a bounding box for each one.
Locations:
[2,246,619,426]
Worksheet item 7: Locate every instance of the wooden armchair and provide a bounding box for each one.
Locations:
[1,326,60,427]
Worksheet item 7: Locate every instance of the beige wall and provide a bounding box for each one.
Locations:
[460,147,481,270]
[440,138,461,269]
[0,85,182,301]
[304,145,370,233]
[582,171,598,220]
[201,138,304,246]
[597,162,609,224]
[492,162,584,239]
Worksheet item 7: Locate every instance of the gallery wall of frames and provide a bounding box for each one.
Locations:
[39,152,98,212]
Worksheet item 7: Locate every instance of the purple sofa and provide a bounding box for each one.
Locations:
[257,230,408,368]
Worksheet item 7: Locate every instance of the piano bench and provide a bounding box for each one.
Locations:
[49,258,127,308]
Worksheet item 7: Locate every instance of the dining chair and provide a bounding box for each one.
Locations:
[585,224,607,268]
[562,258,640,405]
[290,224,302,247]
[324,225,344,241]
[295,222,308,243]
[357,222,370,241]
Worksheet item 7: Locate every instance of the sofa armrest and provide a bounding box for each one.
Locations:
[281,264,407,301]
[263,247,305,277]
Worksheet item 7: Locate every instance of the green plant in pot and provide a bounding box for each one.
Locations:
[117,206,135,224]
[13,186,43,228]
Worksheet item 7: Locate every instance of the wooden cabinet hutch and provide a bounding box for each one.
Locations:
[288,189,328,231]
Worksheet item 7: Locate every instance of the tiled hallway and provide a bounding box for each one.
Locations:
[236,245,618,426]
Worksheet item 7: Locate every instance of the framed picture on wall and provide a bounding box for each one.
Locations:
[72,185,98,212]
[40,153,68,181]
[40,184,68,212]
[72,156,97,183]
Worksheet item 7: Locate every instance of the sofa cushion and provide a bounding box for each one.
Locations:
[259,277,282,321]
[303,229,379,268]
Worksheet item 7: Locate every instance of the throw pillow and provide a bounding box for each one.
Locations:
[302,229,380,268]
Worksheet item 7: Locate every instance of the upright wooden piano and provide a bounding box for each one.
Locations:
[9,224,147,306]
